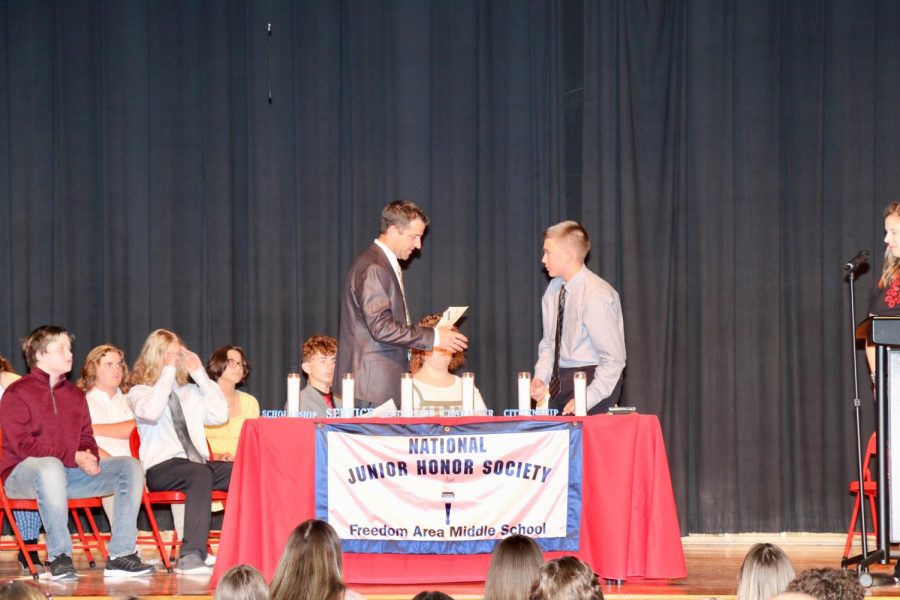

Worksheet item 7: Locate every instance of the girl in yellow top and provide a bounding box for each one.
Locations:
[204,346,259,460]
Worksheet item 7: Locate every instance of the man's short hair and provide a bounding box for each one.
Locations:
[785,568,865,600]
[302,335,338,363]
[21,325,73,369]
[544,221,591,262]
[380,201,429,234]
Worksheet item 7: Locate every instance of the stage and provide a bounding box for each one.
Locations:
[2,534,900,599]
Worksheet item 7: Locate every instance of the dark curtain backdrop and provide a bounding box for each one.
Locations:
[2,0,899,534]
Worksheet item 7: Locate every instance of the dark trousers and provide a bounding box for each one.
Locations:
[549,366,623,415]
[145,458,232,557]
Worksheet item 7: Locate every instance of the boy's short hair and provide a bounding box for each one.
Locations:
[544,221,591,262]
[301,336,338,363]
[21,325,73,369]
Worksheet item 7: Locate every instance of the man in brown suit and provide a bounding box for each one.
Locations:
[336,201,468,408]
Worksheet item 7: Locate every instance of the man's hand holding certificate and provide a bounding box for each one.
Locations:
[435,306,469,352]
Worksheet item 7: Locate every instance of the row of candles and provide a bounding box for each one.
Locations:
[285,371,590,417]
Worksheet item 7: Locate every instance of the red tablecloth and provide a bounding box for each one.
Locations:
[211,413,686,584]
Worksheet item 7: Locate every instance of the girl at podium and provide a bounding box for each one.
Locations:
[867,202,900,373]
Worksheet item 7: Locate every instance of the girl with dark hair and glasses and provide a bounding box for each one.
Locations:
[204,346,259,462]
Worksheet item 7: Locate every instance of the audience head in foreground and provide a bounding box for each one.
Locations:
[270,519,365,600]
[0,581,46,600]
[529,556,603,600]
[411,593,455,600]
[785,568,865,600]
[214,564,269,600]
[484,534,545,600]
[735,542,795,600]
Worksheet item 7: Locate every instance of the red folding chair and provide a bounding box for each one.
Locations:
[129,427,227,573]
[0,430,109,579]
[844,432,878,559]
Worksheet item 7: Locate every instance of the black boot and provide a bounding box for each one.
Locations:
[17,538,44,573]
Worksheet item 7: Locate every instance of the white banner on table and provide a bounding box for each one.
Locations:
[315,421,582,554]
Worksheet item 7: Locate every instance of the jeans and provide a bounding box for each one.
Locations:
[4,456,144,561]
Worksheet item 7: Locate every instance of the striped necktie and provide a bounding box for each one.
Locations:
[167,392,205,463]
[548,285,567,399]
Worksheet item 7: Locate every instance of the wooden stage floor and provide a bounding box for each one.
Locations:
[2,534,900,600]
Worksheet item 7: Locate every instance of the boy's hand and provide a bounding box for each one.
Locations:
[182,348,203,372]
[75,450,101,476]
[164,345,184,367]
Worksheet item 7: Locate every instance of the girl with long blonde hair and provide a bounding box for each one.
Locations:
[127,328,231,575]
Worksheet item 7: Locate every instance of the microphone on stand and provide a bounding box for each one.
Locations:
[845,250,870,274]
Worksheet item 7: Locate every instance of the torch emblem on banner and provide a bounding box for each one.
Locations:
[442,490,455,525]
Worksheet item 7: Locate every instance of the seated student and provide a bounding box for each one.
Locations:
[81,343,191,549]
[204,346,260,461]
[784,568,864,600]
[77,345,137,523]
[484,535,544,600]
[214,564,269,600]
[127,329,231,575]
[294,336,337,417]
[735,543,795,600]
[1,354,44,573]
[0,326,153,581]
[270,519,366,600]
[528,556,603,600]
[410,314,486,412]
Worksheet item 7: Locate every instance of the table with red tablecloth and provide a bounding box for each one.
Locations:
[211,413,686,584]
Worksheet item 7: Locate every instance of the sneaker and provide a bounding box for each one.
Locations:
[174,553,212,575]
[47,554,78,581]
[104,552,155,578]
[204,554,216,566]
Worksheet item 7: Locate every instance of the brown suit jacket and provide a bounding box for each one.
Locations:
[335,243,435,407]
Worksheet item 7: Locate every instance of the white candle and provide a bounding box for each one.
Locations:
[461,372,475,412]
[518,372,532,415]
[342,374,355,415]
[574,372,587,416]
[286,373,301,416]
[401,373,414,414]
